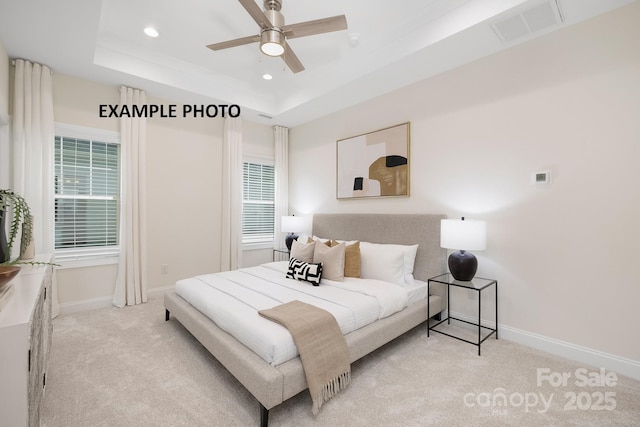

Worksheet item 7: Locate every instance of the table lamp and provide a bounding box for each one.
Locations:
[281,215,306,251]
[440,217,486,281]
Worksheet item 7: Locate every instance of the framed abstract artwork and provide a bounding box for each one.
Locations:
[336,122,410,199]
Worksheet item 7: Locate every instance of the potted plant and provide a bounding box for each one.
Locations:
[0,189,41,289]
[0,189,34,264]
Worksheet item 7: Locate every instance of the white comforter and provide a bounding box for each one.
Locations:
[175,262,409,365]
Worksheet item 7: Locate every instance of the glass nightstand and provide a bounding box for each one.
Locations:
[272,248,290,262]
[427,273,498,355]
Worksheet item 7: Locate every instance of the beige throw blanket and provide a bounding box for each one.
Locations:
[259,300,351,414]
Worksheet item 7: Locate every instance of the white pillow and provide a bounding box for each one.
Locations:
[359,242,419,286]
[359,242,405,286]
[290,239,315,263]
[296,235,311,245]
[401,243,419,285]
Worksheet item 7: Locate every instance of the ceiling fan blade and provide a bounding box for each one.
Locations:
[238,0,272,30]
[207,34,260,51]
[282,41,305,73]
[282,15,347,39]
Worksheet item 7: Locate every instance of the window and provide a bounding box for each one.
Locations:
[242,161,275,244]
[54,125,120,262]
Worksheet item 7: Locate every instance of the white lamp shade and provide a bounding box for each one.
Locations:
[281,216,306,233]
[440,218,486,251]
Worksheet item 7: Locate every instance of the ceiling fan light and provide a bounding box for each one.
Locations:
[260,30,285,56]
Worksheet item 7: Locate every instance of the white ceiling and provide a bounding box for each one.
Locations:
[0,0,635,126]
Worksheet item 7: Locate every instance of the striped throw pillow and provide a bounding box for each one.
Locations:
[286,258,323,286]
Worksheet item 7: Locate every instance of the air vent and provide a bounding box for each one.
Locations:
[258,113,273,119]
[491,0,564,43]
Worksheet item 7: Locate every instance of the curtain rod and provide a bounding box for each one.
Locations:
[11,59,54,75]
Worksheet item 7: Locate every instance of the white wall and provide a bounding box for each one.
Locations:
[51,73,271,310]
[289,3,640,366]
[0,39,10,188]
[0,40,8,117]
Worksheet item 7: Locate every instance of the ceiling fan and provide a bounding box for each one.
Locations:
[207,0,348,73]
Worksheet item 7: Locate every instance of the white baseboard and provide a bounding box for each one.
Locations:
[148,285,175,296]
[58,285,175,316]
[58,295,113,315]
[447,310,640,381]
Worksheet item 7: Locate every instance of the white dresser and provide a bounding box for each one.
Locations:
[0,258,53,427]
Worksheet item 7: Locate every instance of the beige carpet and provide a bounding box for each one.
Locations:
[42,295,640,426]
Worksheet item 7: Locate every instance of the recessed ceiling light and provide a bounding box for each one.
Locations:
[144,27,159,38]
[348,33,361,47]
[262,74,273,80]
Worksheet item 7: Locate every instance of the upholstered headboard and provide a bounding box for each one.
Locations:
[312,213,447,282]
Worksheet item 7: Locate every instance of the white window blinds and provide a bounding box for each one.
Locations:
[54,134,120,258]
[242,162,275,244]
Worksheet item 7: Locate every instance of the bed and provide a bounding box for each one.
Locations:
[164,213,447,426]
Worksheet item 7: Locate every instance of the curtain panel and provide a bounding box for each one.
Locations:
[220,116,243,271]
[11,59,59,316]
[273,125,289,250]
[113,86,148,307]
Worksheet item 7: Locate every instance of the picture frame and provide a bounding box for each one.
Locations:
[336,122,410,199]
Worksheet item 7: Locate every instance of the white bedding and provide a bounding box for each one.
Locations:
[406,279,429,305]
[175,261,412,365]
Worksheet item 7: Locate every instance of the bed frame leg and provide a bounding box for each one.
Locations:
[260,403,269,427]
[165,309,170,321]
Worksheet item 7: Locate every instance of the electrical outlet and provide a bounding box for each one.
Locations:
[161,264,168,275]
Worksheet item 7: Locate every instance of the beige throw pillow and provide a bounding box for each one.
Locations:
[331,240,361,278]
[313,241,345,281]
[290,239,315,263]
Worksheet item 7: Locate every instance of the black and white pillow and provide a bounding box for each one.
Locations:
[286,257,323,286]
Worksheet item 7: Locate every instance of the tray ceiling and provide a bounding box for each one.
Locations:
[0,0,635,126]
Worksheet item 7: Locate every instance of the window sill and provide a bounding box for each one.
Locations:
[55,255,119,270]
[242,242,274,251]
